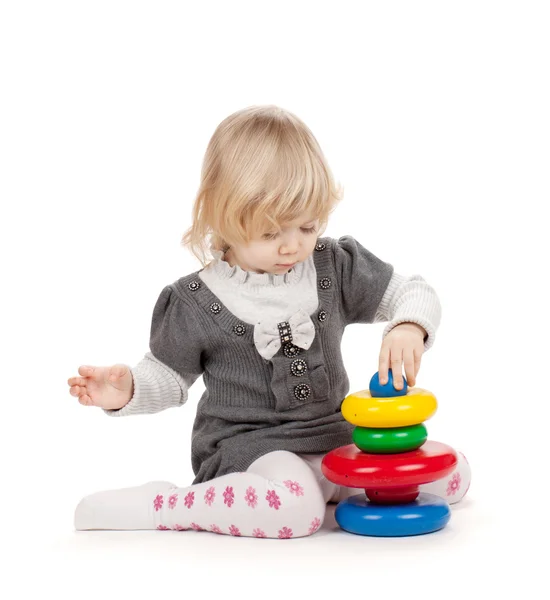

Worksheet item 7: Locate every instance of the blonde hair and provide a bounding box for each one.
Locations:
[181,104,344,267]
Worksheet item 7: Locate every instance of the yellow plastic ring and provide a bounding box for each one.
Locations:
[341,388,437,428]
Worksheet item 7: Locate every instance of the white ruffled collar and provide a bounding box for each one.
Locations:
[206,246,305,287]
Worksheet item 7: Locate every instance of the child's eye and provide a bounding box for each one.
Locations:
[262,226,317,240]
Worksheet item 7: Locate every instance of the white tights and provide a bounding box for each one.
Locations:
[74,449,471,539]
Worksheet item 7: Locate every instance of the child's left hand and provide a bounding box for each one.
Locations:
[378,322,426,391]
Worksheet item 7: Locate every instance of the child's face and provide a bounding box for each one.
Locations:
[226,213,320,275]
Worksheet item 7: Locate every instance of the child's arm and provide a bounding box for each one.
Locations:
[374,272,442,351]
[331,235,441,390]
[103,283,207,416]
[332,235,441,346]
[373,272,442,390]
[68,284,206,415]
[102,352,200,417]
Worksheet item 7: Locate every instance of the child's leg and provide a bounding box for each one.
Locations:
[332,450,471,505]
[418,450,471,503]
[294,451,341,503]
[74,450,327,539]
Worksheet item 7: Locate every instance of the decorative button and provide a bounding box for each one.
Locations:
[318,310,327,322]
[294,383,311,400]
[315,242,326,251]
[319,277,332,290]
[277,321,293,344]
[290,359,308,377]
[283,343,302,358]
[233,324,246,336]
[210,302,221,314]
[188,280,201,291]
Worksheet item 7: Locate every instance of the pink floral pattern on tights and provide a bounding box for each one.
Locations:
[157,524,170,530]
[223,486,235,507]
[245,486,258,508]
[204,486,216,506]
[173,524,188,531]
[229,525,241,536]
[283,480,304,496]
[308,517,321,535]
[168,493,178,509]
[446,473,461,496]
[278,526,293,539]
[210,524,223,534]
[266,489,281,509]
[184,491,195,508]
[190,522,203,531]
[153,494,164,511]
[253,528,267,538]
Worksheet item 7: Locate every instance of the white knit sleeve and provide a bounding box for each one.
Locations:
[374,272,442,351]
[103,352,200,417]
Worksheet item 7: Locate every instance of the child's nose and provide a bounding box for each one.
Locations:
[280,245,298,257]
[280,236,299,254]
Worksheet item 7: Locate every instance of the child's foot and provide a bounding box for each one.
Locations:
[74,480,176,530]
[419,450,471,504]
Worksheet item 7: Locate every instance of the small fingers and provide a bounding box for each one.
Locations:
[390,351,404,390]
[70,384,94,406]
[70,384,87,397]
[78,394,93,406]
[108,364,128,382]
[78,365,95,378]
[414,349,422,378]
[378,347,390,384]
[403,349,415,387]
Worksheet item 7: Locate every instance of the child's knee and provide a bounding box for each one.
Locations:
[246,452,327,537]
[451,450,471,500]
[275,481,326,538]
[417,448,471,504]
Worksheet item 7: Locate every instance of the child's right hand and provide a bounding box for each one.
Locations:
[68,365,134,410]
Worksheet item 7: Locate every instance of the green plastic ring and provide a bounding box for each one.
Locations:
[352,423,428,454]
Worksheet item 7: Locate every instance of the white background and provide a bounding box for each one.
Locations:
[1,1,548,597]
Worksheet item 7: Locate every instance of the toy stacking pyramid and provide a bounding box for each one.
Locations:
[321,370,458,537]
